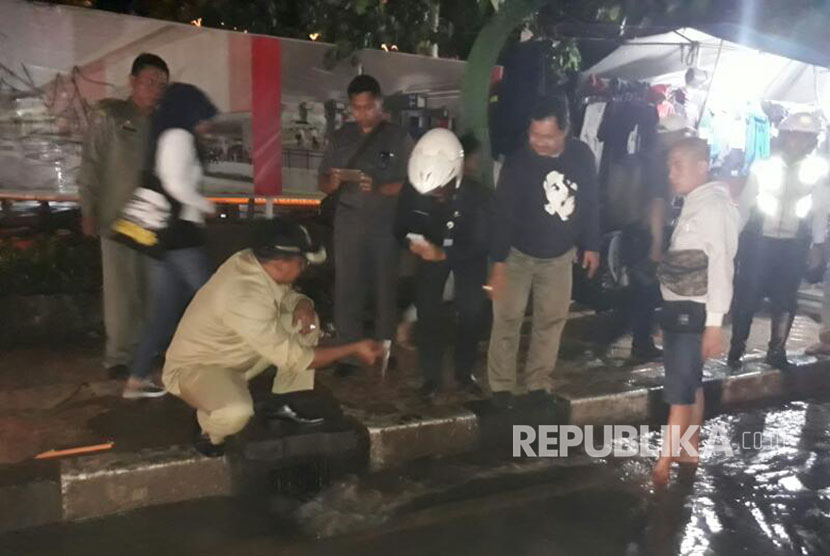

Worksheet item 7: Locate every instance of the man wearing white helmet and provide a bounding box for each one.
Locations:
[729,112,830,370]
[395,131,492,402]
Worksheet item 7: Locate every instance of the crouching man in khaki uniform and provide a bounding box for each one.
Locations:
[162,219,383,456]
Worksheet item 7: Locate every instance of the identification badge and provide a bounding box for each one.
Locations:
[443,238,454,247]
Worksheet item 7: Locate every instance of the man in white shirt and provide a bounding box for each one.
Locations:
[653,138,739,485]
[728,113,829,370]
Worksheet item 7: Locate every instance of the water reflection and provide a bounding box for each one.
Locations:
[294,401,830,556]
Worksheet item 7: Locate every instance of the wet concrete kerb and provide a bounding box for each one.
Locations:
[2,351,830,534]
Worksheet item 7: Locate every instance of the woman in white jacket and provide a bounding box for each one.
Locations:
[653,138,739,485]
[123,83,218,399]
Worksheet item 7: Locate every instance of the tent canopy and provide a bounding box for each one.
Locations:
[582,27,830,108]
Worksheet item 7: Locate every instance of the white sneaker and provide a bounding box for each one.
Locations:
[122,381,167,399]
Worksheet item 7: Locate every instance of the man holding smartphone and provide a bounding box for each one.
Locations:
[318,75,414,377]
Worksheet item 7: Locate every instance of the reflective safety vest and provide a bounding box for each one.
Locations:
[744,155,830,239]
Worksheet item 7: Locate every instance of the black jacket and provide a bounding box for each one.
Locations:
[491,140,601,262]
[394,177,492,263]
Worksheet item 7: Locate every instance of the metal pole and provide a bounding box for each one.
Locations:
[696,39,724,131]
[430,1,440,58]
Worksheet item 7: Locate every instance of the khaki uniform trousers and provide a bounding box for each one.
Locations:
[101,237,151,368]
[487,248,574,393]
[173,359,315,445]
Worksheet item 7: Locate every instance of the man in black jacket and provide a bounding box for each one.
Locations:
[487,98,601,409]
[395,131,492,402]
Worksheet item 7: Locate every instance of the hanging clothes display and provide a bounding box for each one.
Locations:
[744,106,771,174]
[597,101,659,163]
[580,101,607,167]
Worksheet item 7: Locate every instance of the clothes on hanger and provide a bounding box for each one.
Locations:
[580,101,607,168]
[744,106,771,174]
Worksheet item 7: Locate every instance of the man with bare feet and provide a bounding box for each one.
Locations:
[652,138,738,485]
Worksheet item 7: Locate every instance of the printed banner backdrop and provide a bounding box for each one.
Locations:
[0,2,467,199]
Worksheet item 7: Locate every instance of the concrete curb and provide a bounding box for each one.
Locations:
[2,354,829,533]
[60,446,232,521]
[361,408,479,471]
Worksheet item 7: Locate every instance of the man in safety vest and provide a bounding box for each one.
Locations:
[729,112,830,370]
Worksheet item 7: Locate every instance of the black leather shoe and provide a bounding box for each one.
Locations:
[765,350,791,371]
[524,389,551,407]
[335,363,361,378]
[194,432,225,458]
[418,381,440,404]
[264,403,325,425]
[457,374,484,396]
[727,345,744,369]
[631,344,663,362]
[106,364,129,380]
[491,391,514,411]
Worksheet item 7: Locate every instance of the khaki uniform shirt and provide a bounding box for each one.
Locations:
[77,98,149,233]
[162,249,319,395]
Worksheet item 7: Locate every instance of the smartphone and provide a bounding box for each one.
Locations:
[406,233,428,246]
[334,168,364,182]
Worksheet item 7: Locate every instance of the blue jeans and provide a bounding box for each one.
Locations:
[129,247,212,380]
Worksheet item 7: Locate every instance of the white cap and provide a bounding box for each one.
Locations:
[780,112,823,134]
[407,128,464,194]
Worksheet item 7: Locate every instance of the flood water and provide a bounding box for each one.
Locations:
[3,400,830,556]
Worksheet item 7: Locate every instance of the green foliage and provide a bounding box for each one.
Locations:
[0,235,102,296]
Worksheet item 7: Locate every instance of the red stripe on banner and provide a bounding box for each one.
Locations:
[251,36,282,196]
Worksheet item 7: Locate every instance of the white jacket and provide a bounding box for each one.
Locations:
[156,129,215,224]
[661,181,739,327]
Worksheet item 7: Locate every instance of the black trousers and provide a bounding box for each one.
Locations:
[629,279,662,349]
[416,257,488,385]
[620,226,661,349]
[730,233,809,351]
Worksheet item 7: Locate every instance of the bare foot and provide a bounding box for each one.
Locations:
[652,457,672,486]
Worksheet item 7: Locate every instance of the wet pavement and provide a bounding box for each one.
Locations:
[0,311,821,466]
[0,310,819,465]
[3,399,829,556]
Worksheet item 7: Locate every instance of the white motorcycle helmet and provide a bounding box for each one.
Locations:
[408,128,465,194]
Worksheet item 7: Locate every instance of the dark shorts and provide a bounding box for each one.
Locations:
[663,331,703,405]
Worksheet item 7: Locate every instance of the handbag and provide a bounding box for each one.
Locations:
[657,249,708,296]
[659,300,706,333]
[110,170,172,258]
